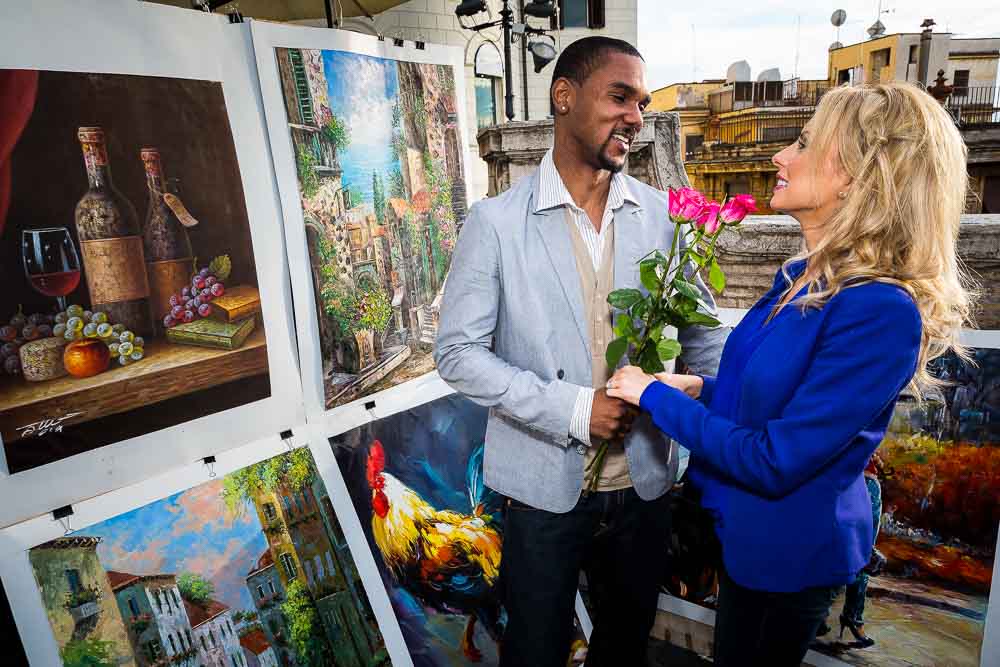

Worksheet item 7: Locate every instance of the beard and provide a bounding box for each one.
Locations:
[596,137,628,173]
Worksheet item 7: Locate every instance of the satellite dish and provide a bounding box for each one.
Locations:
[867,19,886,39]
[831,9,847,27]
[829,41,843,51]
[757,68,781,82]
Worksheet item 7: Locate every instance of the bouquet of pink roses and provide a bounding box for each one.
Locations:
[585,187,756,491]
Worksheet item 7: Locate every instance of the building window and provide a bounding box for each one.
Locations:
[554,0,604,29]
[173,589,182,608]
[186,630,194,651]
[128,596,140,617]
[64,569,82,595]
[325,551,337,578]
[304,560,315,587]
[210,629,217,647]
[282,495,295,517]
[287,49,316,126]
[145,639,163,660]
[280,553,298,579]
[267,579,277,596]
[201,635,209,651]
[684,134,704,160]
[953,69,970,96]
[262,503,277,522]
[155,589,164,614]
[315,554,325,580]
[256,584,265,599]
[909,44,919,64]
[322,498,346,546]
[168,634,177,654]
[294,492,305,515]
[166,589,174,613]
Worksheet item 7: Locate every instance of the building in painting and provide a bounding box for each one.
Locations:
[246,550,296,667]
[183,598,244,667]
[249,477,380,667]
[240,628,279,667]
[649,21,1000,214]
[29,537,137,667]
[106,570,195,666]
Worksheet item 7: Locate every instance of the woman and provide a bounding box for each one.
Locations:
[606,82,975,666]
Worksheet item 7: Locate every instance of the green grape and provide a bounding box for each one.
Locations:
[118,355,130,366]
[97,323,113,339]
[109,342,120,356]
[82,310,93,321]
[83,323,99,338]
[90,311,108,324]
[53,323,67,337]
[133,346,144,357]
[66,305,84,318]
[119,331,135,344]
[118,341,134,356]
[67,316,84,332]
[63,329,77,342]
[54,312,68,324]
[130,349,144,361]
[133,337,145,348]
[112,323,126,335]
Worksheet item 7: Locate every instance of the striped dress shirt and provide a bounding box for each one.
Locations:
[533,149,638,446]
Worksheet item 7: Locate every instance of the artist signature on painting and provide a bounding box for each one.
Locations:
[16,412,86,438]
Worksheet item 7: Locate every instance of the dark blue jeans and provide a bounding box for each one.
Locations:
[499,487,671,667]
[842,476,883,625]
[713,567,837,667]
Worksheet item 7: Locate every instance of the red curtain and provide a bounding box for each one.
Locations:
[0,69,39,237]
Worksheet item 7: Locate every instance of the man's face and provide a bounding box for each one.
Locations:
[567,52,651,173]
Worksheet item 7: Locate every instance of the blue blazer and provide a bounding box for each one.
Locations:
[640,261,921,592]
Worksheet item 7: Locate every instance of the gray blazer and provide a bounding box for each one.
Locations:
[434,168,726,513]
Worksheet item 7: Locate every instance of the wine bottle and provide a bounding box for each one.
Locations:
[73,127,151,334]
[140,148,195,325]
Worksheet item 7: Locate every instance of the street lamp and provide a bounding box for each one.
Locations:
[455,0,558,122]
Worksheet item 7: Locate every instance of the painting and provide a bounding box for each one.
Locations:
[809,346,998,666]
[273,47,468,410]
[26,447,390,667]
[0,69,270,472]
[330,392,500,665]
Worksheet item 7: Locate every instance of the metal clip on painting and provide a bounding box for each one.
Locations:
[365,400,377,420]
[280,429,295,451]
[227,9,244,24]
[52,505,74,536]
[393,37,405,47]
[415,40,426,50]
[203,456,217,479]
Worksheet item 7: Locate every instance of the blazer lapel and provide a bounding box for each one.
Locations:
[532,206,589,357]
[613,201,645,292]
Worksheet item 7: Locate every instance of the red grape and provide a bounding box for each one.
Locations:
[198,292,212,304]
[205,276,218,287]
[198,303,213,317]
[193,276,207,290]
[163,314,177,328]
[198,267,211,278]
[21,325,39,341]
[185,299,198,311]
[169,294,182,307]
[182,310,196,324]
[1,343,16,358]
[210,283,225,298]
[171,305,184,319]
[182,286,191,298]
[4,356,20,375]
[0,326,15,342]
[37,324,52,337]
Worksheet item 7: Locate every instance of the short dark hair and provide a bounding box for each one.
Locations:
[550,36,644,115]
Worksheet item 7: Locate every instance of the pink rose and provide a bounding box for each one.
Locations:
[668,187,707,224]
[694,201,722,234]
[719,194,757,226]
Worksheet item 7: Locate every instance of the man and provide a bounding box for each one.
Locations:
[434,37,726,666]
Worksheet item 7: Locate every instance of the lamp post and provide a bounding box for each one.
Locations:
[456,0,557,122]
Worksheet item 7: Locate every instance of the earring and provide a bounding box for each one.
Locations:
[561,105,567,112]
[837,191,848,199]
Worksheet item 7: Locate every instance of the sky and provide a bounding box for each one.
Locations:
[638,0,1000,90]
[322,49,401,204]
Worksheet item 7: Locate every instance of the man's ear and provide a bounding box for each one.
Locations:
[552,77,575,115]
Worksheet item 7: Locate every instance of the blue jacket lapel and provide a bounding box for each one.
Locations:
[614,200,644,291]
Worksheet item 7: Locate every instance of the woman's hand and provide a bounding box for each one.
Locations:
[653,372,704,399]
[606,366,656,406]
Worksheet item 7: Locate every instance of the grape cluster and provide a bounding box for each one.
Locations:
[0,308,55,375]
[55,305,146,367]
[163,266,226,329]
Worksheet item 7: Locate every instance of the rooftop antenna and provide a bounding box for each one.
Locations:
[691,23,697,81]
[794,15,801,79]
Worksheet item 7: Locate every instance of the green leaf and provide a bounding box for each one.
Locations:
[657,338,683,362]
[631,300,648,321]
[649,326,663,343]
[688,250,707,268]
[640,260,660,293]
[605,336,629,370]
[638,342,664,374]
[685,311,722,328]
[607,288,643,310]
[209,254,232,282]
[614,314,635,339]
[709,258,726,293]
[672,277,703,303]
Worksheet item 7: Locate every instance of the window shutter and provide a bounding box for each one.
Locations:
[588,0,605,29]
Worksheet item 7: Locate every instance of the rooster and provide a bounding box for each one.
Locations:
[366,439,505,661]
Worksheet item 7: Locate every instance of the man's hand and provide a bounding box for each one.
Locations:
[590,388,638,441]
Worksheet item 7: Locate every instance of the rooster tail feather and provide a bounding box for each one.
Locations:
[466,443,486,510]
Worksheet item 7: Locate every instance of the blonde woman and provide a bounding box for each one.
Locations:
[606,82,975,666]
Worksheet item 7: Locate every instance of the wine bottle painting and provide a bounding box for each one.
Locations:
[0,68,271,472]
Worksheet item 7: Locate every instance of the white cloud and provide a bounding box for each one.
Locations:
[337,56,396,147]
[639,0,1000,89]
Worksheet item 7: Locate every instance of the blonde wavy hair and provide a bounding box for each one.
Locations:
[784,81,977,394]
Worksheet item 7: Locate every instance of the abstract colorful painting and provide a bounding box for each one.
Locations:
[809,347,998,666]
[330,392,504,665]
[0,69,270,472]
[274,48,468,409]
[27,448,390,667]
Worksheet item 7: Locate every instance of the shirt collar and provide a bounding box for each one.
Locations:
[534,148,638,214]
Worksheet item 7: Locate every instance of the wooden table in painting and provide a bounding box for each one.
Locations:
[0,328,268,443]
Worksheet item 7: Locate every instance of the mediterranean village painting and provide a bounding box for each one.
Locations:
[668,348,999,667]
[275,48,467,409]
[28,448,391,667]
[0,70,270,472]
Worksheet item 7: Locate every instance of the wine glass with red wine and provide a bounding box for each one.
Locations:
[22,227,82,312]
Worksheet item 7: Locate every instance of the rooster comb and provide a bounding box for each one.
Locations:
[366,440,386,489]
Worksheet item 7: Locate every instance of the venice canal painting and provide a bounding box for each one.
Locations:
[275,48,468,409]
[28,448,390,667]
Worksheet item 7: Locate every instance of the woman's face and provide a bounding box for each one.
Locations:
[770,128,850,233]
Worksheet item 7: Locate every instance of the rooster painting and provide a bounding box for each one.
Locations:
[366,438,505,662]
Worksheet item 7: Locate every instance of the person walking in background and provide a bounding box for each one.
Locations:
[434,36,726,667]
[605,82,976,666]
